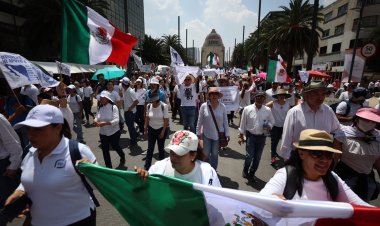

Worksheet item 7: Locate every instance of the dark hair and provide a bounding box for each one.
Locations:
[240,82,250,99]
[285,149,338,201]
[192,143,205,162]
[52,120,72,139]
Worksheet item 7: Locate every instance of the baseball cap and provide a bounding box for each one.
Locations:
[120,77,130,86]
[14,105,64,130]
[67,84,76,89]
[164,130,198,156]
[150,78,160,85]
[356,108,380,123]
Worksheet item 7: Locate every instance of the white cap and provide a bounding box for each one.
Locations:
[120,77,130,86]
[14,105,64,130]
[150,78,159,85]
[135,78,143,83]
[164,130,198,156]
[100,90,114,102]
[67,84,76,89]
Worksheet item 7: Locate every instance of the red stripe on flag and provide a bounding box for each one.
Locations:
[315,205,380,226]
[107,27,138,66]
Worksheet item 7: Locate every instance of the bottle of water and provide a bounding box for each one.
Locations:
[263,120,270,136]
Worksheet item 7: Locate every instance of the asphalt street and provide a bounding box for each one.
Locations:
[10,111,380,226]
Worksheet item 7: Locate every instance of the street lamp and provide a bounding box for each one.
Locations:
[348,0,365,83]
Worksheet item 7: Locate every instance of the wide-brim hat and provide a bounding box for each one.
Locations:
[301,81,327,95]
[150,78,160,85]
[356,108,380,123]
[293,129,342,154]
[14,105,64,130]
[99,91,114,103]
[272,89,291,99]
[164,130,198,156]
[207,87,223,98]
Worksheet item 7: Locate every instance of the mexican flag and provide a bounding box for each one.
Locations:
[266,54,292,83]
[61,0,138,66]
[78,163,380,226]
[208,52,220,66]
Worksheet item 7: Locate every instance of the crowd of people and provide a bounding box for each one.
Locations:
[0,69,380,225]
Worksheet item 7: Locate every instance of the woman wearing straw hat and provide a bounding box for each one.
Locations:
[266,89,291,168]
[334,108,380,202]
[260,129,370,206]
[196,87,229,170]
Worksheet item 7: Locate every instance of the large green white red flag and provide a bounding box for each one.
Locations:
[78,163,380,226]
[61,0,138,66]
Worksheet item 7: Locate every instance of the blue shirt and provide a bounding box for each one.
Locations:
[146,89,166,102]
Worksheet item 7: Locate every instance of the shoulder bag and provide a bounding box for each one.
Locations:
[208,104,228,148]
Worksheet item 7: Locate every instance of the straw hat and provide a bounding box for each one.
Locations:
[301,81,327,95]
[293,129,341,154]
[207,87,223,98]
[272,89,291,99]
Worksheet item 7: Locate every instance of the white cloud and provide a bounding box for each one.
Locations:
[182,19,210,47]
[152,0,184,15]
[203,0,256,23]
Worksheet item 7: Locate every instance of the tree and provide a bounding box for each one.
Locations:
[231,43,244,68]
[141,35,165,65]
[161,34,191,65]
[19,0,109,61]
[266,0,322,74]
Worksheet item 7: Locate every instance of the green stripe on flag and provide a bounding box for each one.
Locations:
[267,59,277,82]
[61,0,90,64]
[78,163,210,226]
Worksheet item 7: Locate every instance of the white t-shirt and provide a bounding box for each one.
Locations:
[135,88,147,105]
[109,90,121,103]
[60,106,74,133]
[96,104,120,136]
[82,86,93,98]
[260,168,370,207]
[174,85,181,100]
[265,88,277,103]
[146,102,169,129]
[271,100,291,127]
[18,137,97,226]
[179,84,198,106]
[338,91,351,101]
[67,95,82,113]
[122,87,138,113]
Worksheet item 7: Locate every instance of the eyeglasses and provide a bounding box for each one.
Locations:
[304,150,334,160]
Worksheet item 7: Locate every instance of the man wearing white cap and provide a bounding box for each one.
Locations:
[120,77,138,147]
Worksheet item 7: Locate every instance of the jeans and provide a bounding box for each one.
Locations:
[99,131,125,168]
[124,111,137,145]
[73,112,84,141]
[172,98,182,120]
[270,126,283,157]
[181,106,196,133]
[135,105,145,133]
[202,135,219,170]
[243,131,266,176]
[144,126,166,170]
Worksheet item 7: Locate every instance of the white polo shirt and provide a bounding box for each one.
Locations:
[18,137,96,226]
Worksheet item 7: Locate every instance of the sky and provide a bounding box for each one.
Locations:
[144,0,337,56]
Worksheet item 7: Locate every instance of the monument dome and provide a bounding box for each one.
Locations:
[201,29,225,68]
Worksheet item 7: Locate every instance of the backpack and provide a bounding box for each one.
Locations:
[329,100,351,117]
[23,140,100,207]
[283,165,298,200]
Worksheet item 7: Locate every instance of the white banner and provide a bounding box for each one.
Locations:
[0,52,59,89]
[132,53,143,69]
[140,65,151,73]
[342,49,365,82]
[56,61,71,76]
[218,86,239,112]
[173,65,200,84]
[170,46,185,66]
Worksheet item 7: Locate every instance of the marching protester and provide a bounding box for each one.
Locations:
[239,91,274,182]
[172,81,182,123]
[6,105,98,226]
[333,108,380,202]
[179,74,199,133]
[143,92,169,170]
[217,75,234,125]
[136,130,221,187]
[82,79,95,126]
[67,84,85,144]
[120,77,138,148]
[280,82,341,160]
[339,83,356,101]
[95,91,125,169]
[196,87,229,170]
[265,82,279,104]
[260,129,370,207]
[0,113,22,218]
[134,78,147,135]
[106,80,124,130]
[335,87,367,125]
[239,81,255,115]
[266,89,291,167]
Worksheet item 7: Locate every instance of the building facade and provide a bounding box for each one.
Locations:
[294,0,380,81]
[201,29,225,68]
[186,47,200,63]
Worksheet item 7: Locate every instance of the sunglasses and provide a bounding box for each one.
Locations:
[304,150,334,160]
